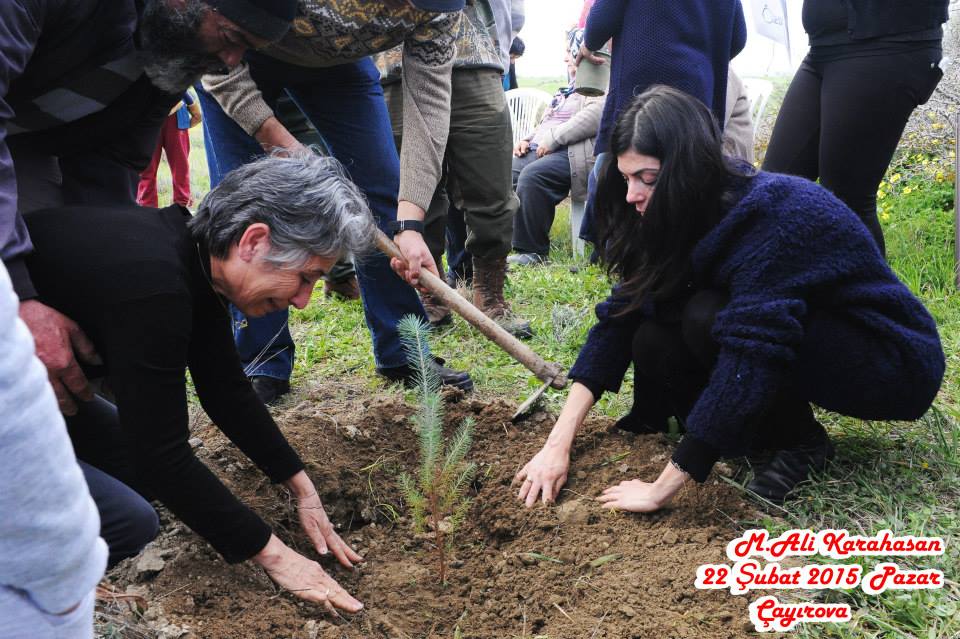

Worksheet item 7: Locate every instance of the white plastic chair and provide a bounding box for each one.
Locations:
[505,88,553,145]
[741,78,773,136]
[569,198,586,257]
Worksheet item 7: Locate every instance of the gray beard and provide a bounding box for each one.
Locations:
[142,55,226,94]
[138,0,227,93]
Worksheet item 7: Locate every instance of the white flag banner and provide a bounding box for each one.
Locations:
[752,0,791,57]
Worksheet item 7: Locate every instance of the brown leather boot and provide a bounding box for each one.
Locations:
[472,255,533,339]
[420,290,452,327]
[323,274,360,300]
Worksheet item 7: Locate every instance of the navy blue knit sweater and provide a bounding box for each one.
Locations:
[584,0,747,154]
[570,172,945,477]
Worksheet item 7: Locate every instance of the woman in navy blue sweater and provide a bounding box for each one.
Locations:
[515,86,944,510]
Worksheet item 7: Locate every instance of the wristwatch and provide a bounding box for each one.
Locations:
[388,219,424,235]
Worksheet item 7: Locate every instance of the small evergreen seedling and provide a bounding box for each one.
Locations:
[397,315,476,585]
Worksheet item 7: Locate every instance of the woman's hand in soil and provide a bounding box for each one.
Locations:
[514,444,571,507]
[254,534,363,614]
[597,479,672,512]
[297,492,363,569]
[597,462,689,513]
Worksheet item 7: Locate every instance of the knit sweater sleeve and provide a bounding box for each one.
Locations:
[583,0,627,50]
[673,177,845,481]
[672,281,808,480]
[201,62,274,137]
[397,12,458,211]
[568,286,644,400]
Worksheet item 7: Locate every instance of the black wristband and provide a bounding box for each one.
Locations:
[388,219,424,235]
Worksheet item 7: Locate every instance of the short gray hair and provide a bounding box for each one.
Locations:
[189,151,377,269]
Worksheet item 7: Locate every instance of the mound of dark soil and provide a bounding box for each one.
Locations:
[108,382,760,639]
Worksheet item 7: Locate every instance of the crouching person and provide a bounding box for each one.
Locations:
[23,153,374,612]
[516,86,945,511]
[1,263,107,639]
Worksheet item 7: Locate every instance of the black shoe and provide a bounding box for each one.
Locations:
[506,252,547,267]
[614,411,669,434]
[747,434,835,503]
[250,376,291,405]
[377,356,474,392]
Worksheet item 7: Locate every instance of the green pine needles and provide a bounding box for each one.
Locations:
[397,315,476,585]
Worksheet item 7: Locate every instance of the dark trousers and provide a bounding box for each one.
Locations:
[577,151,607,247]
[67,397,159,568]
[511,148,572,256]
[623,290,821,452]
[384,68,517,269]
[444,205,472,284]
[762,48,943,255]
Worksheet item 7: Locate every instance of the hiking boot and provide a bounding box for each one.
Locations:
[472,255,534,340]
[747,430,835,503]
[250,376,291,405]
[507,252,547,267]
[377,356,474,392]
[323,274,360,300]
[420,291,452,328]
[446,265,473,289]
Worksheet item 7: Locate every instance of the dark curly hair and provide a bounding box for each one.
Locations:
[594,85,754,315]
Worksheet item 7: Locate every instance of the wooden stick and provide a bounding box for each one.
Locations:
[376,230,568,389]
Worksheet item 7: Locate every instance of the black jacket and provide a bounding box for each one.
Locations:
[844,0,948,40]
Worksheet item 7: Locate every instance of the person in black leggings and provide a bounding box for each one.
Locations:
[762,0,948,255]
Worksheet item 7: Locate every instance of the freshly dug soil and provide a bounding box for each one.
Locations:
[108,381,761,639]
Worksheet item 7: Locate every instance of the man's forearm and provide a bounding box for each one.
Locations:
[396,200,426,222]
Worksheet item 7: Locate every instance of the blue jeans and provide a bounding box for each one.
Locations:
[197,56,428,377]
[579,151,608,245]
[444,205,471,283]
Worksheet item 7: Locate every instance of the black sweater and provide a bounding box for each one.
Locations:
[25,204,304,563]
[803,0,948,46]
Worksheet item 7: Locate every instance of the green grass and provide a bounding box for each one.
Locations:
[517,75,568,95]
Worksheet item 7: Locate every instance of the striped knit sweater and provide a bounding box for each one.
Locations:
[202,1,460,212]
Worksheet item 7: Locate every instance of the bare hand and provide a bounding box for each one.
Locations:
[536,145,551,158]
[391,231,439,289]
[19,300,101,415]
[254,535,362,614]
[514,444,571,507]
[254,116,306,155]
[576,43,607,66]
[597,479,674,513]
[514,140,530,157]
[297,493,363,569]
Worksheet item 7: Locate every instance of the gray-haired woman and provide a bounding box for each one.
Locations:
[23,153,375,613]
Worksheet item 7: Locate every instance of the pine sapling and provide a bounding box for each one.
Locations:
[397,315,476,585]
